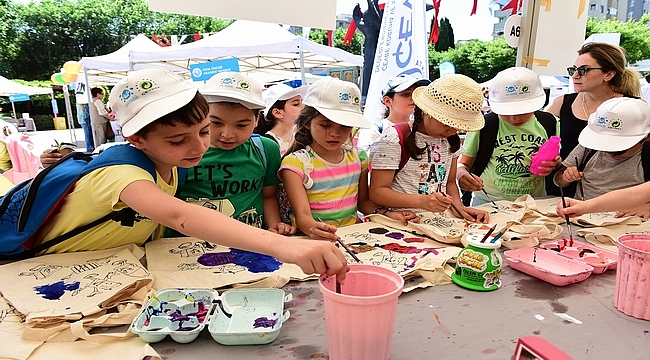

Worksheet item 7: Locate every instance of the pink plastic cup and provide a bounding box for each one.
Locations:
[319,264,404,360]
[615,234,650,320]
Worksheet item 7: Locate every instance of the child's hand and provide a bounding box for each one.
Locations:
[536,155,562,176]
[273,237,348,281]
[458,171,483,192]
[615,203,650,219]
[451,206,489,223]
[309,221,339,242]
[268,222,298,236]
[40,149,62,168]
[385,210,420,225]
[560,166,583,183]
[422,192,453,213]
[557,198,585,217]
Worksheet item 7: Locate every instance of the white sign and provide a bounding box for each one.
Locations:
[362,0,429,127]
[504,15,521,48]
[148,0,337,29]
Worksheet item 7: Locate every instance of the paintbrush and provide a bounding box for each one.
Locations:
[336,277,341,294]
[558,186,575,247]
[317,218,362,263]
[469,173,498,209]
[479,224,497,243]
[490,222,515,243]
[575,156,585,201]
[437,184,475,222]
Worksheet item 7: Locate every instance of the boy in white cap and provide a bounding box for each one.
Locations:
[357,74,430,150]
[457,67,561,205]
[166,72,296,237]
[555,97,650,203]
[32,68,347,280]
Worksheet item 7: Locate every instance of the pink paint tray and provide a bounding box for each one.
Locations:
[504,248,594,286]
[539,240,618,274]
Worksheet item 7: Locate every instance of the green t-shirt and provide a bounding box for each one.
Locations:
[464,114,560,203]
[165,136,281,237]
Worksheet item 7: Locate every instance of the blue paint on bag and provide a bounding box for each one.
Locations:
[198,249,282,273]
[34,281,80,300]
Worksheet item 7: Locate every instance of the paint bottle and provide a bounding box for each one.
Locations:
[530,135,561,175]
[451,234,502,291]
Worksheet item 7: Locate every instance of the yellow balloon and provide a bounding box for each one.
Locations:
[51,73,64,84]
[61,72,77,83]
[62,61,82,75]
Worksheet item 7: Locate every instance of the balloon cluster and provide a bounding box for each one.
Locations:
[51,61,82,84]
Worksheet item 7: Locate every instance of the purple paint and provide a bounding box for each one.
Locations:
[385,232,405,240]
[34,281,80,300]
[198,249,282,273]
[198,252,237,266]
[253,316,278,329]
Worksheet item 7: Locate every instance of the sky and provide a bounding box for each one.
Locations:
[336,0,498,41]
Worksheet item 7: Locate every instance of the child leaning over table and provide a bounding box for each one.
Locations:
[554,97,650,218]
[280,77,419,242]
[165,72,296,237]
[457,67,561,206]
[29,68,347,280]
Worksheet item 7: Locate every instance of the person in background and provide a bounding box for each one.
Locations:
[545,42,641,197]
[89,87,114,148]
[641,74,650,104]
[258,84,308,155]
[357,75,430,150]
[78,103,94,152]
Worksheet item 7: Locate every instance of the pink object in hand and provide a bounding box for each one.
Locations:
[530,135,561,175]
[615,234,650,320]
[504,247,594,286]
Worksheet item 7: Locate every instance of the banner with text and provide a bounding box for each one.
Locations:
[363,0,429,126]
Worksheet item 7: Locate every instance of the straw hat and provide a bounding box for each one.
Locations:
[412,74,485,132]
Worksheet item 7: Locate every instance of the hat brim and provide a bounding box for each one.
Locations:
[578,126,646,152]
[121,88,198,137]
[202,94,265,110]
[383,78,431,97]
[412,87,485,132]
[489,95,546,116]
[278,85,309,101]
[316,107,371,129]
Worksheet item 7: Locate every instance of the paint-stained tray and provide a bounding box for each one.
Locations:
[539,240,618,274]
[208,288,291,345]
[504,248,594,286]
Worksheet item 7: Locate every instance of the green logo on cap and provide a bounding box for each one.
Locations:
[610,120,622,129]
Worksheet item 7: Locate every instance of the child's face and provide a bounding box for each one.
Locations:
[383,85,417,117]
[308,114,353,153]
[500,113,534,127]
[420,112,458,138]
[209,103,258,150]
[277,95,304,123]
[128,116,210,170]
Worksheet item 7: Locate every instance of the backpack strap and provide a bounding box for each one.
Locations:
[471,112,499,177]
[250,134,267,169]
[533,110,557,137]
[394,122,412,174]
[643,142,650,182]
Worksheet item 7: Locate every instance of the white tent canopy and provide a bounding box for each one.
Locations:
[129,20,363,82]
[0,75,52,96]
[81,34,161,84]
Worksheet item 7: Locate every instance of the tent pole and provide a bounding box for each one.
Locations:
[83,67,97,148]
[62,84,78,144]
[299,48,306,84]
[11,101,17,119]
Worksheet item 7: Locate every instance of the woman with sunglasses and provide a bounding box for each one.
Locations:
[545,42,641,197]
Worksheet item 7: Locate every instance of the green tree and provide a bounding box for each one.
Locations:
[428,38,516,82]
[434,17,455,52]
[309,28,364,56]
[586,14,650,64]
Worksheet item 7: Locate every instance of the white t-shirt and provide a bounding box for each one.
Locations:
[369,125,463,206]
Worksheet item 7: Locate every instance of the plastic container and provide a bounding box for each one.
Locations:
[130,288,214,343]
[539,240,617,274]
[208,288,292,345]
[451,233,502,291]
[319,264,404,360]
[53,117,67,130]
[530,135,561,175]
[504,248,594,286]
[615,234,650,320]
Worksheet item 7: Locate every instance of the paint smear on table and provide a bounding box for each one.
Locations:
[198,249,282,273]
[34,281,80,300]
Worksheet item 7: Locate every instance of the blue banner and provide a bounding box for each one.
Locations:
[190,58,240,82]
[8,93,30,102]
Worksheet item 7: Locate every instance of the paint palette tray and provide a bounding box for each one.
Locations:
[539,240,618,274]
[130,288,214,343]
[208,288,292,345]
[504,248,594,286]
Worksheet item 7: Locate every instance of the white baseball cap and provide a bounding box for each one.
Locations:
[200,72,265,110]
[303,77,370,128]
[488,67,545,115]
[381,75,431,97]
[263,83,309,115]
[579,97,650,152]
[110,68,198,137]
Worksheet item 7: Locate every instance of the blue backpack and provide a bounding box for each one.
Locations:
[0,144,187,259]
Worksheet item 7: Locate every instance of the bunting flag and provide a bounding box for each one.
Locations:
[471,0,478,15]
[327,29,333,46]
[151,35,171,47]
[502,0,522,15]
[429,0,442,44]
[342,7,360,47]
[193,33,201,41]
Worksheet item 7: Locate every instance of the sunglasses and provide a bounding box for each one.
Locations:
[567,66,604,77]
